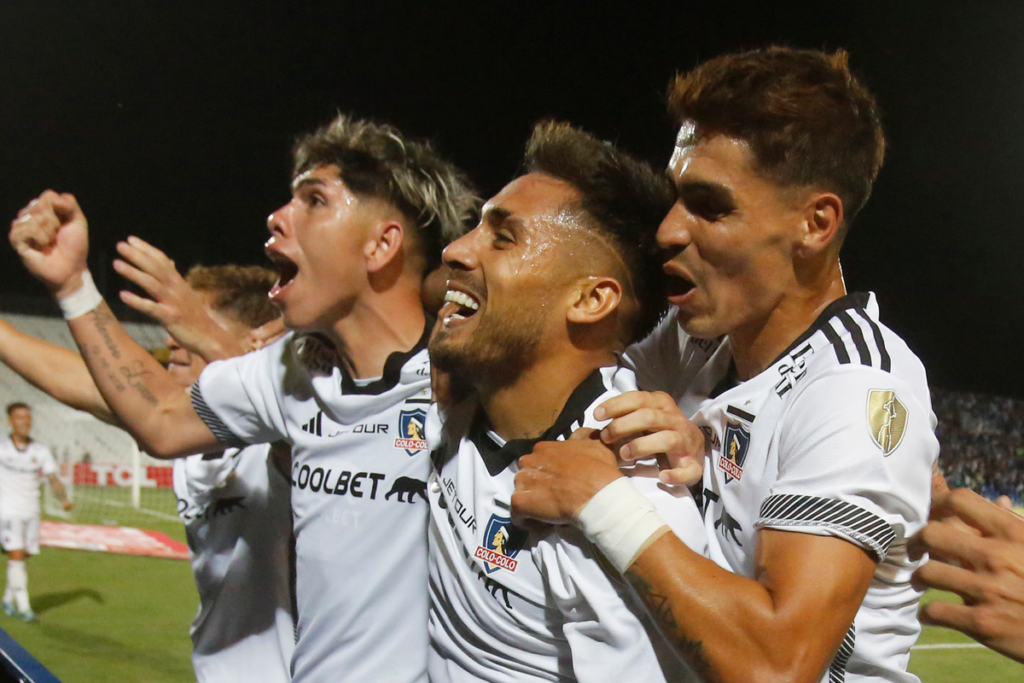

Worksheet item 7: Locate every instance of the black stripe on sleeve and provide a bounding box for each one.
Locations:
[820,322,851,365]
[829,625,856,683]
[190,383,248,448]
[758,494,896,561]
[854,308,891,373]
[837,311,871,367]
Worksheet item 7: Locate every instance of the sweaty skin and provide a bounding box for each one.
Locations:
[513,133,879,683]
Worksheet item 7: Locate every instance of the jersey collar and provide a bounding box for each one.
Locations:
[339,313,434,396]
[470,369,608,476]
[710,292,872,398]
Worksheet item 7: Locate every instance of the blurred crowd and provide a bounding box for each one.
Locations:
[934,389,1024,505]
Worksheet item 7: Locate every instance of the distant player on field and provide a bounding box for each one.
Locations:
[0,254,294,682]
[513,48,937,683]
[426,122,707,682]
[0,402,71,621]
[8,115,478,683]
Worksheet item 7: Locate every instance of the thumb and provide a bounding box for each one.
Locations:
[51,193,84,226]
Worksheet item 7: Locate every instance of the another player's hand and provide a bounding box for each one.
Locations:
[594,390,704,486]
[114,236,247,361]
[910,488,1024,664]
[62,500,74,511]
[247,317,287,351]
[512,429,623,527]
[9,191,91,299]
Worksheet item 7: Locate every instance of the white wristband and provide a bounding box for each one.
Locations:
[574,477,670,574]
[58,271,103,320]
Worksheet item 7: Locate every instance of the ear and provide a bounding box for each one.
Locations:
[795,192,844,258]
[566,276,623,325]
[364,220,406,273]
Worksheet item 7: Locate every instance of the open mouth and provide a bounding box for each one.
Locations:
[266,251,299,299]
[666,273,696,298]
[440,289,481,327]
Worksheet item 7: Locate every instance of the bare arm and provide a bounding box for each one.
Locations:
[46,473,73,511]
[513,436,875,683]
[0,318,119,425]
[9,191,220,458]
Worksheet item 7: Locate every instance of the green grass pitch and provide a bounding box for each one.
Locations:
[0,521,1020,681]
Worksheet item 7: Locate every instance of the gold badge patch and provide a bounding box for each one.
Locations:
[867,390,908,456]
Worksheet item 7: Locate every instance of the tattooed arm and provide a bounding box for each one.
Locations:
[514,436,875,683]
[10,191,220,458]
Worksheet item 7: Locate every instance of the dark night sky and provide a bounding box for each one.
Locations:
[1,2,1022,396]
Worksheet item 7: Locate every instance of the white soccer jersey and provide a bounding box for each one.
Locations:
[192,330,432,683]
[0,438,57,519]
[428,364,707,683]
[628,292,937,683]
[174,444,294,683]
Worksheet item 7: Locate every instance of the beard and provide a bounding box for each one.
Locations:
[429,300,549,390]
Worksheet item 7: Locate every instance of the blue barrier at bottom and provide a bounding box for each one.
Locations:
[0,626,60,683]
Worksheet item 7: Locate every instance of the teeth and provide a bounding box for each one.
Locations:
[444,290,480,311]
[442,313,466,327]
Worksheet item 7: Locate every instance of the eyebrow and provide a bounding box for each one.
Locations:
[481,205,525,231]
[291,176,327,192]
[677,179,736,206]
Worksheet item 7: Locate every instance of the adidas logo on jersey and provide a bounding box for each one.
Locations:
[301,412,323,437]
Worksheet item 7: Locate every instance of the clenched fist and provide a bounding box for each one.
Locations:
[9,191,90,299]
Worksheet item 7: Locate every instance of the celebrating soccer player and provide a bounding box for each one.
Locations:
[0,255,294,682]
[513,47,936,683]
[0,402,72,622]
[427,121,707,682]
[8,115,478,683]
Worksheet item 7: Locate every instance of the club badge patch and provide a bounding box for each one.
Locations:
[719,421,750,483]
[394,408,428,455]
[475,515,526,574]
[867,390,907,456]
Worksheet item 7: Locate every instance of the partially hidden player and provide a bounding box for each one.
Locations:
[426,121,707,682]
[512,48,936,683]
[0,402,72,621]
[9,115,478,683]
[0,255,294,683]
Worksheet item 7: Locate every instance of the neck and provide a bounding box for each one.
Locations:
[478,347,617,442]
[10,434,29,448]
[730,265,846,381]
[325,276,426,380]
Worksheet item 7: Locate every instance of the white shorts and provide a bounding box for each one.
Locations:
[0,517,40,555]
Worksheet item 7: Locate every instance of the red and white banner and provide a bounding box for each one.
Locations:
[39,521,189,560]
[61,463,174,488]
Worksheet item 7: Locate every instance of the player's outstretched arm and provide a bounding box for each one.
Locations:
[910,488,1024,664]
[113,236,250,362]
[513,437,876,683]
[0,318,119,425]
[9,191,220,458]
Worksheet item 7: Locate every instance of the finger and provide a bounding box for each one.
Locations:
[119,290,166,320]
[618,430,690,462]
[569,427,600,441]
[935,489,1022,541]
[50,192,82,223]
[116,240,167,279]
[995,496,1014,511]
[912,558,984,601]
[600,407,684,445]
[595,391,674,421]
[659,460,703,487]
[911,518,992,567]
[113,258,167,297]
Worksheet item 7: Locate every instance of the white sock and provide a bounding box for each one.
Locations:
[7,561,29,613]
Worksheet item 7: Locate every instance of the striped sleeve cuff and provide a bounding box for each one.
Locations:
[190,383,248,448]
[757,494,896,561]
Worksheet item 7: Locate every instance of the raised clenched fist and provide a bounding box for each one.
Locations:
[9,190,90,299]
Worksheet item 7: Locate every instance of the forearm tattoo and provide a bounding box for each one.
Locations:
[84,307,159,406]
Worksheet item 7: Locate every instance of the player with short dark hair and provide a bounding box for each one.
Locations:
[427,121,706,682]
[0,402,72,621]
[9,113,478,683]
[513,47,935,683]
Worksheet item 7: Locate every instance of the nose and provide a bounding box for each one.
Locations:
[656,201,694,251]
[267,203,292,239]
[441,228,480,272]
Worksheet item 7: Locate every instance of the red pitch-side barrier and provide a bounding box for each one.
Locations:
[39,521,189,560]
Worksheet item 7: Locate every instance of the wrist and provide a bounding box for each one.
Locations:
[57,270,103,320]
[574,476,670,573]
